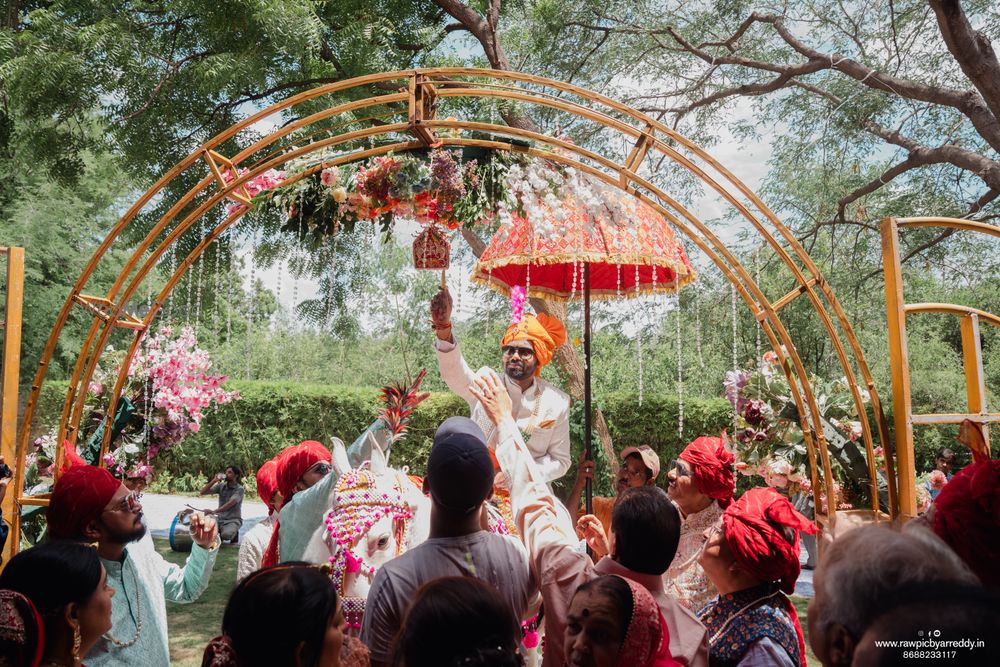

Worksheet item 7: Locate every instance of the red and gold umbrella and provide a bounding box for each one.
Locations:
[471,190,696,299]
[471,189,696,509]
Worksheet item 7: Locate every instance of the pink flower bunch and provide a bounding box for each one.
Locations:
[928,469,948,490]
[129,326,239,458]
[510,286,526,326]
[222,168,286,215]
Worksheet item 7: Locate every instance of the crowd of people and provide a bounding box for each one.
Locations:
[1,290,998,666]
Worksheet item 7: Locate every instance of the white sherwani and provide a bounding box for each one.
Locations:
[436,338,572,482]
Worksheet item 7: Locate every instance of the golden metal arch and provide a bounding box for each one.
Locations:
[11,69,896,556]
[882,216,998,518]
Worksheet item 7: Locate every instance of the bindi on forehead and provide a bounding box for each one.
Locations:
[582,608,591,618]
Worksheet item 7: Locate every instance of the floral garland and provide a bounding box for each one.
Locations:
[221,143,653,252]
[226,148,498,247]
[726,350,864,510]
[46,326,240,483]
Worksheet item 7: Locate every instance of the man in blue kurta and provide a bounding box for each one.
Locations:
[48,464,219,666]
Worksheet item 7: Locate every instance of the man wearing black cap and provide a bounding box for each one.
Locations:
[360,416,537,667]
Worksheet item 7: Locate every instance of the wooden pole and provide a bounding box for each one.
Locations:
[584,263,593,515]
[881,218,917,519]
[1,247,24,567]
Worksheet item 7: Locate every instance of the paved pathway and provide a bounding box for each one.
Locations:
[142,492,268,542]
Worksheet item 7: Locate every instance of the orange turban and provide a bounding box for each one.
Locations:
[501,313,567,375]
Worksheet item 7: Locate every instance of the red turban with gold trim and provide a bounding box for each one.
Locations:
[501,313,567,376]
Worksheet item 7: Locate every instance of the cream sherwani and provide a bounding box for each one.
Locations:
[435,337,571,482]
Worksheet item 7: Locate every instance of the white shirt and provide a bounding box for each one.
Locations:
[435,337,572,481]
[237,514,275,582]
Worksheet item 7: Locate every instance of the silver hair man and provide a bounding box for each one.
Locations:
[807,524,978,667]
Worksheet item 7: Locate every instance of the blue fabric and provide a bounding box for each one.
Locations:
[699,583,799,667]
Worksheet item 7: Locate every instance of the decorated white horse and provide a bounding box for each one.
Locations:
[301,434,431,631]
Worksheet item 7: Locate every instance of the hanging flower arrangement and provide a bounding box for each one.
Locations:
[223,142,663,255]
[226,148,501,249]
[726,351,866,509]
[49,326,240,484]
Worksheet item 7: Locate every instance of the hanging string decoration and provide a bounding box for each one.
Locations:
[731,282,740,434]
[676,294,684,440]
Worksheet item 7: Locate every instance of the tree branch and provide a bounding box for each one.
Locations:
[930,0,1000,124]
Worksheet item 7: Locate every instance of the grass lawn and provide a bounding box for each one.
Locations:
[156,538,239,667]
[792,595,822,667]
[158,537,822,667]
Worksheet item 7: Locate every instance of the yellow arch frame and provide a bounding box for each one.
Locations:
[882,216,999,518]
[7,68,896,559]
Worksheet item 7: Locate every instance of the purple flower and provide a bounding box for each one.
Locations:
[743,399,766,426]
[724,370,751,412]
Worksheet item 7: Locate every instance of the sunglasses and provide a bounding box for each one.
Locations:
[104,491,143,514]
[305,461,332,476]
[670,460,691,478]
[502,346,535,358]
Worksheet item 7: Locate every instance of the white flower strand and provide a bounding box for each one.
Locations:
[695,286,705,368]
[731,282,739,433]
[194,223,205,334]
[755,247,762,361]
[677,294,684,439]
[166,243,176,326]
[245,230,258,380]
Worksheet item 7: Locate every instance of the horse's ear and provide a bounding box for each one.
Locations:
[331,437,350,477]
[369,432,388,474]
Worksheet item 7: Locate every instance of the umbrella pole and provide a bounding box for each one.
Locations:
[584,263,593,515]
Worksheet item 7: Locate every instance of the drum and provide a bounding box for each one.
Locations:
[169,509,194,552]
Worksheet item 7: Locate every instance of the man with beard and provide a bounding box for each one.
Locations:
[47,464,219,666]
[431,286,571,483]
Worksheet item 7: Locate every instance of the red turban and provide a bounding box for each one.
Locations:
[680,436,735,508]
[501,313,567,375]
[933,458,1000,589]
[256,459,279,515]
[722,487,816,594]
[47,465,122,540]
[275,440,331,502]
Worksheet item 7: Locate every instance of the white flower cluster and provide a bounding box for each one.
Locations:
[496,160,639,244]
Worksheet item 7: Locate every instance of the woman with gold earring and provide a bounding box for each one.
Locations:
[0,542,115,666]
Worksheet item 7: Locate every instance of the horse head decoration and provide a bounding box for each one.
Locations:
[302,433,430,632]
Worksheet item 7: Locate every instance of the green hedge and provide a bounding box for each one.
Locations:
[35,381,733,495]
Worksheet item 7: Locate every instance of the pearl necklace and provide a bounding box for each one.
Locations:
[706,590,781,645]
[103,562,142,649]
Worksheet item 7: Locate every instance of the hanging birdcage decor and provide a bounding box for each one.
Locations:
[412,225,450,270]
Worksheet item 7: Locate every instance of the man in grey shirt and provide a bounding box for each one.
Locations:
[361,417,537,667]
[200,465,244,544]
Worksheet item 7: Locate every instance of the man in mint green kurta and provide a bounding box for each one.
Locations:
[277,421,388,562]
[46,467,219,667]
[89,530,218,666]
